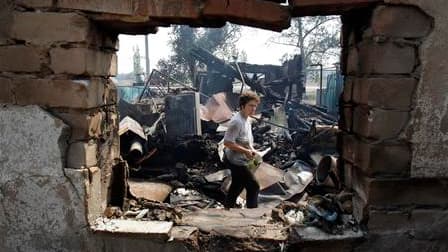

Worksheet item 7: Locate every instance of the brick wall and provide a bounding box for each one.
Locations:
[1,0,448,251]
[0,4,120,218]
[341,4,448,250]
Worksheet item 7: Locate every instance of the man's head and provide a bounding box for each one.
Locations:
[239,91,260,117]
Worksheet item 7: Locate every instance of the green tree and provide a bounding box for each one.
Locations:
[156,23,242,84]
[270,16,341,70]
[196,24,241,61]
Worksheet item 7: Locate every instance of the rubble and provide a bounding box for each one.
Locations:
[114,47,352,240]
[315,155,341,190]
[128,179,173,202]
[119,116,147,167]
[104,206,123,218]
[124,199,183,223]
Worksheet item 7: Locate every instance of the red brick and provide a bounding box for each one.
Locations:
[352,193,368,223]
[0,45,44,72]
[342,134,410,177]
[0,2,13,45]
[345,47,358,75]
[343,162,353,189]
[67,140,98,169]
[88,14,160,35]
[363,209,448,243]
[104,79,118,105]
[202,0,290,31]
[368,210,411,234]
[345,29,357,48]
[352,169,448,207]
[100,136,120,162]
[356,141,411,177]
[290,0,380,16]
[15,0,53,8]
[98,127,121,209]
[13,78,106,109]
[57,0,134,15]
[0,77,13,104]
[342,133,357,163]
[86,166,103,223]
[10,12,90,45]
[109,53,118,76]
[352,77,417,110]
[50,47,113,76]
[358,40,416,74]
[355,232,435,251]
[105,109,119,135]
[343,77,354,102]
[352,106,409,140]
[53,110,104,140]
[371,5,432,38]
[410,209,448,240]
[341,104,353,132]
[98,135,120,180]
[101,33,119,51]
[139,0,201,20]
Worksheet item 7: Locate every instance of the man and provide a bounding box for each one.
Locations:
[223,91,260,208]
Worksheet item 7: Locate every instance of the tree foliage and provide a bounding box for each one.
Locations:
[270,16,341,69]
[156,23,243,84]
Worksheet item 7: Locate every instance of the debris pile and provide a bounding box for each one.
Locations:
[112,49,352,236]
[272,190,355,235]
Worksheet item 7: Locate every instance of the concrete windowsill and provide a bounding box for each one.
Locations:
[90,209,365,247]
[91,218,174,240]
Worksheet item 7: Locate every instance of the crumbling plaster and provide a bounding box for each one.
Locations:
[384,0,448,177]
[0,105,189,252]
[0,105,90,251]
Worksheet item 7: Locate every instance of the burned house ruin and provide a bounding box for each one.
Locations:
[0,0,447,251]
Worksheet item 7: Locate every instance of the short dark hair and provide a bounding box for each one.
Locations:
[239,91,260,109]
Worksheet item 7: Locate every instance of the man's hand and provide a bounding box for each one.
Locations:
[224,141,256,160]
[244,149,256,160]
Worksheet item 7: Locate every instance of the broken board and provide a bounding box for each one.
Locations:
[128,179,172,202]
[93,218,173,240]
[221,162,285,200]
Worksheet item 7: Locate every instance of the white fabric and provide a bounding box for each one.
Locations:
[223,112,254,166]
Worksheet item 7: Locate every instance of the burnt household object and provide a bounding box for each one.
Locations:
[191,47,305,105]
[128,179,173,203]
[190,47,267,96]
[239,55,303,102]
[307,204,338,223]
[316,155,341,190]
[309,125,338,153]
[297,103,338,124]
[221,162,284,199]
[165,92,202,143]
[199,92,233,123]
[119,116,148,168]
[204,169,231,183]
[118,99,160,126]
[138,69,198,101]
[253,125,272,136]
[173,136,212,164]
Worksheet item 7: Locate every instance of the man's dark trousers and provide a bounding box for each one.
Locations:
[224,159,260,208]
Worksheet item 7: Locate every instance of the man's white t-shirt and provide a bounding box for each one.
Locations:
[223,112,254,166]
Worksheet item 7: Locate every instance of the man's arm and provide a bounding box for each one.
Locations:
[224,120,255,159]
[224,140,255,159]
